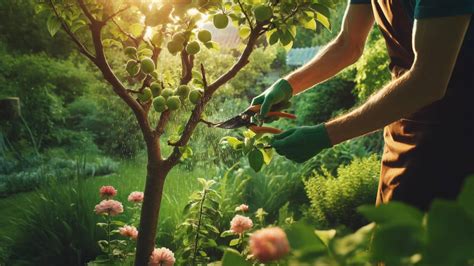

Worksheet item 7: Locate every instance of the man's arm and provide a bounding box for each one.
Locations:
[251,3,373,116]
[286,4,374,94]
[325,14,471,145]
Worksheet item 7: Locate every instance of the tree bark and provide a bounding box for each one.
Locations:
[134,137,170,266]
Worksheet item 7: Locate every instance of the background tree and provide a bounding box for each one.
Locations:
[37,0,335,264]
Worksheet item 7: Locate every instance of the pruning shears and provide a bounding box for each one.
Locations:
[201,104,296,134]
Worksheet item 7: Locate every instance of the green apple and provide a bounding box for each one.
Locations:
[254,5,273,22]
[197,30,212,43]
[185,41,200,55]
[150,82,162,97]
[213,14,229,29]
[140,58,155,74]
[138,88,153,102]
[161,88,174,99]
[189,89,203,104]
[153,96,167,112]
[126,60,140,76]
[166,96,181,110]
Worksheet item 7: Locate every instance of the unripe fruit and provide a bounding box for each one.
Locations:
[126,60,140,76]
[213,14,229,29]
[189,89,203,104]
[167,41,184,54]
[153,96,167,112]
[172,32,186,44]
[140,58,155,74]
[185,41,200,55]
[176,84,191,99]
[254,5,273,22]
[124,46,137,57]
[197,30,212,43]
[138,88,153,102]
[150,82,162,97]
[161,88,174,99]
[166,96,181,110]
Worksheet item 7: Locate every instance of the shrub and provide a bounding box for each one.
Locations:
[353,29,391,102]
[294,76,356,125]
[304,155,380,229]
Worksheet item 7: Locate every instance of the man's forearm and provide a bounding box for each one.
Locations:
[325,69,443,145]
[285,36,362,94]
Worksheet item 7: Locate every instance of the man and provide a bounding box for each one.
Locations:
[252,0,473,210]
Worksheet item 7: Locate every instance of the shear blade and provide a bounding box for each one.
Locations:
[214,116,247,129]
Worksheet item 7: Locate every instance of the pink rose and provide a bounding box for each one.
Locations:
[249,227,290,263]
[94,200,124,216]
[230,215,253,234]
[99,186,117,198]
[128,191,144,203]
[119,225,138,240]
[235,204,249,212]
[149,247,176,266]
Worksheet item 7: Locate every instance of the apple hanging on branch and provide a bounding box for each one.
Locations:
[36,0,335,264]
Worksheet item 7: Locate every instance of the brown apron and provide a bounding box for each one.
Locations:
[372,0,474,210]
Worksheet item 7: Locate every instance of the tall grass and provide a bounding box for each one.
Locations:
[1,158,210,265]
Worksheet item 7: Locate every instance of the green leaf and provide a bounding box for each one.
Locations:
[204,41,220,50]
[47,15,61,37]
[102,39,123,49]
[458,175,474,220]
[229,238,240,246]
[371,223,424,264]
[314,229,336,247]
[260,148,273,165]
[248,149,264,172]
[283,41,293,52]
[221,249,251,266]
[138,48,153,57]
[239,26,251,39]
[286,222,327,257]
[268,31,279,45]
[316,13,331,31]
[129,23,144,37]
[330,223,374,257]
[358,202,424,226]
[221,136,243,150]
[220,230,235,238]
[302,19,317,30]
[279,30,293,46]
[423,200,474,265]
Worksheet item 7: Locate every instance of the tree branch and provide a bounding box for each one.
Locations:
[103,5,130,23]
[180,49,194,85]
[237,0,253,31]
[165,24,264,165]
[49,0,96,62]
[77,0,98,24]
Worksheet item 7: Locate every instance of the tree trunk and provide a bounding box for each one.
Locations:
[134,139,170,266]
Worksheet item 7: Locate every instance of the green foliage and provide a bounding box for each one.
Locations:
[294,76,356,125]
[353,29,391,101]
[175,178,222,265]
[304,155,380,229]
[0,156,118,197]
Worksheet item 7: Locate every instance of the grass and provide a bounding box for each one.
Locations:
[0,156,215,265]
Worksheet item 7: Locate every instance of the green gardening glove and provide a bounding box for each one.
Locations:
[251,79,293,117]
[271,124,332,163]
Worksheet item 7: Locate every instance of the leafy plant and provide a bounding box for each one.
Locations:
[220,130,274,172]
[175,178,222,265]
[304,155,380,229]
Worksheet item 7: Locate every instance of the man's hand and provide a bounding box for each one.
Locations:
[251,79,293,117]
[271,124,332,163]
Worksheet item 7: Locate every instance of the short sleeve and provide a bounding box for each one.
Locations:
[415,0,474,19]
[350,0,371,4]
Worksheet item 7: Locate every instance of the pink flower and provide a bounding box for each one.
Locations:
[249,227,290,263]
[99,186,117,198]
[149,247,176,266]
[94,200,124,216]
[235,204,249,212]
[119,225,138,240]
[128,191,144,203]
[230,215,253,234]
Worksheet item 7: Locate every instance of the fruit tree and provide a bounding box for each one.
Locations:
[37,0,334,264]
